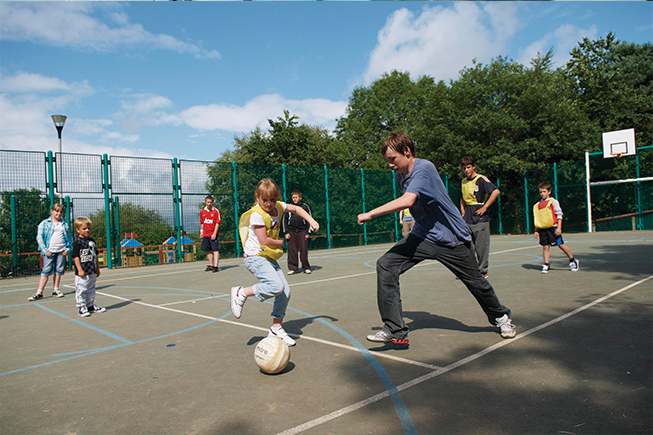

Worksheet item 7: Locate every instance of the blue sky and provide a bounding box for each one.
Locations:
[1,1,651,162]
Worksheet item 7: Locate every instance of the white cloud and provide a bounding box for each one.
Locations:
[517,24,598,68]
[174,94,348,133]
[0,2,220,59]
[0,72,94,95]
[358,2,521,86]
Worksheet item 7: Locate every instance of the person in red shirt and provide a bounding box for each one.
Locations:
[200,195,221,272]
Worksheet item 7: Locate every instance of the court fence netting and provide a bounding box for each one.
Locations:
[1,147,651,278]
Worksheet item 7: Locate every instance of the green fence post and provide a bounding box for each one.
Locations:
[10,195,17,269]
[172,158,183,263]
[46,151,55,209]
[524,169,531,234]
[392,170,399,241]
[361,168,367,246]
[324,166,331,250]
[496,177,503,235]
[635,153,643,230]
[282,164,287,203]
[553,163,558,199]
[114,196,120,266]
[65,195,73,270]
[232,162,241,257]
[102,154,113,269]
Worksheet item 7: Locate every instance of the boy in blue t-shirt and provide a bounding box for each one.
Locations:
[357,132,516,343]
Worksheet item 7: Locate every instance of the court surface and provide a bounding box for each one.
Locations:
[1,231,652,435]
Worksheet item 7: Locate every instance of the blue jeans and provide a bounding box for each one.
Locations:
[244,255,290,319]
[41,252,67,276]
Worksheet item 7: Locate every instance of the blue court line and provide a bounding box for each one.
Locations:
[287,306,417,435]
[35,303,133,344]
[2,301,230,377]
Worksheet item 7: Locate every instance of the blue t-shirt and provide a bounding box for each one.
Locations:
[398,158,472,247]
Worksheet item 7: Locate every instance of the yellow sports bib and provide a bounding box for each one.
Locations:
[461,174,490,206]
[239,202,285,261]
[533,199,557,229]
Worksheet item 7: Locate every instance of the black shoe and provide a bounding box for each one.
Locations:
[205,265,213,272]
[28,292,43,301]
[212,267,219,273]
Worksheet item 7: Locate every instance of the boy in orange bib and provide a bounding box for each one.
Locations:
[533,182,579,274]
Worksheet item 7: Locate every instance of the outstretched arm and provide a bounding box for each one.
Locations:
[286,204,319,233]
[358,192,417,225]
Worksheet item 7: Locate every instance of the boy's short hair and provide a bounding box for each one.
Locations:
[382,132,416,157]
[538,182,552,191]
[291,189,302,196]
[51,203,65,212]
[205,195,214,201]
[74,216,92,229]
[461,156,476,167]
[255,179,281,201]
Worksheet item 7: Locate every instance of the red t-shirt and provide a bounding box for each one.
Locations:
[200,207,221,237]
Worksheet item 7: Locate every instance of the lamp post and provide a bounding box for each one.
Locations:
[51,115,67,203]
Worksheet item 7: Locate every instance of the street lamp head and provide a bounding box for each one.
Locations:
[51,114,67,138]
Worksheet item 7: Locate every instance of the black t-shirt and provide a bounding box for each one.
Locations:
[72,237,98,276]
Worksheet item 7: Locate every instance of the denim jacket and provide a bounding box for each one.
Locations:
[36,218,74,255]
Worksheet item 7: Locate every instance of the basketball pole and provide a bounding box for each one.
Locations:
[585,151,592,233]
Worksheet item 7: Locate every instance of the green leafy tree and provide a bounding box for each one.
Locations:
[0,189,50,255]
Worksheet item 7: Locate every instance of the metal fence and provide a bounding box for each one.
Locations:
[1,148,651,278]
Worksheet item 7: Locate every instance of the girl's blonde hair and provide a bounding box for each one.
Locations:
[255,178,281,202]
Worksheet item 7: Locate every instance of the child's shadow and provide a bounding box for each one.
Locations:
[403,311,496,334]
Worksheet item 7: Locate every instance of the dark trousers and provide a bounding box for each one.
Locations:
[287,231,310,271]
[376,234,511,338]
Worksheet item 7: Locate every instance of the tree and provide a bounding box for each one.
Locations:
[222,110,347,167]
[566,33,652,147]
[0,189,50,255]
[335,71,428,170]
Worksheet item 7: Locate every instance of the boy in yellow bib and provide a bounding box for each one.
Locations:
[533,182,579,274]
[231,179,319,346]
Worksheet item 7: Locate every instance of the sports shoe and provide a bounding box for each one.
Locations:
[287,270,295,275]
[53,290,64,298]
[570,259,579,272]
[304,269,312,274]
[28,292,43,301]
[366,330,409,344]
[230,286,247,319]
[88,304,106,314]
[541,264,550,274]
[78,306,91,317]
[205,265,213,272]
[268,326,296,347]
[212,267,219,273]
[496,314,516,339]
[482,274,489,279]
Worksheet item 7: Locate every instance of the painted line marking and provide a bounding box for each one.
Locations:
[276,274,653,435]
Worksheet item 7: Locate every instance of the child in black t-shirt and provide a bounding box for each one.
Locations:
[72,217,105,317]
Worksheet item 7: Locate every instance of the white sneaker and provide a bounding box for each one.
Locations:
[570,259,579,272]
[268,326,296,347]
[287,270,296,275]
[230,286,246,319]
[304,269,312,274]
[496,314,516,339]
[541,264,549,274]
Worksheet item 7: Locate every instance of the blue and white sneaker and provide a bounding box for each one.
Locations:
[78,306,91,317]
[88,304,106,314]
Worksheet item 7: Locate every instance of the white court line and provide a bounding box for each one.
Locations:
[277,274,653,435]
[86,289,439,370]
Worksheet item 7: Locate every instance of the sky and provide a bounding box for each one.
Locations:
[1,1,651,162]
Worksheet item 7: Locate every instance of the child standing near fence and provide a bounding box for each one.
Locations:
[533,182,579,274]
[230,179,319,346]
[29,203,74,301]
[72,217,105,317]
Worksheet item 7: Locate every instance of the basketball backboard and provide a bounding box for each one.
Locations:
[602,128,636,158]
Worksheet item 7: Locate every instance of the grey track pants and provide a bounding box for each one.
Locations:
[375,234,510,338]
